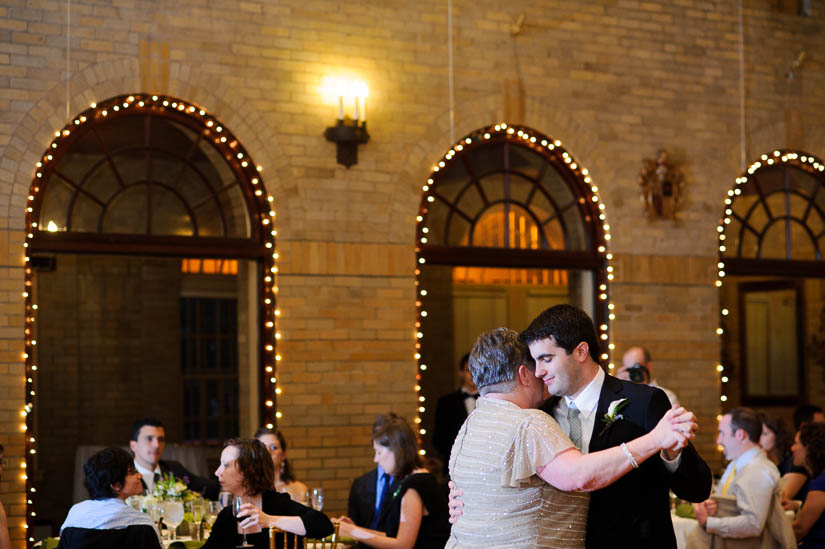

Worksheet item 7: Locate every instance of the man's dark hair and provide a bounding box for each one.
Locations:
[800,422,825,477]
[793,404,824,431]
[728,407,762,444]
[520,304,601,362]
[223,438,275,495]
[253,427,296,483]
[84,447,136,500]
[130,417,165,441]
[458,353,470,371]
[372,413,420,478]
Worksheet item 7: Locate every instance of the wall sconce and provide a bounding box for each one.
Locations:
[323,78,369,168]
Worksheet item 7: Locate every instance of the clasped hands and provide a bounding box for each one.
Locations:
[657,406,698,460]
[692,498,718,527]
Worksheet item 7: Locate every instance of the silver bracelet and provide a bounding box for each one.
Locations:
[620,442,639,469]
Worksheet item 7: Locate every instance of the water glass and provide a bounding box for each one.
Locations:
[311,488,324,511]
[161,500,184,541]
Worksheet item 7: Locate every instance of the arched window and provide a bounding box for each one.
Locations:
[415,124,610,458]
[23,94,279,534]
[718,150,825,406]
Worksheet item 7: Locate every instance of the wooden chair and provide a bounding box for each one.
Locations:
[269,522,339,549]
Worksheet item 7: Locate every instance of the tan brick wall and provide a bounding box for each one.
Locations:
[0,0,823,543]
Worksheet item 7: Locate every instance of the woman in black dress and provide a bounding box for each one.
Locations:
[337,414,450,549]
[203,438,333,549]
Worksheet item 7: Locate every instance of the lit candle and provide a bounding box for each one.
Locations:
[338,96,343,120]
[354,96,359,121]
[362,97,367,123]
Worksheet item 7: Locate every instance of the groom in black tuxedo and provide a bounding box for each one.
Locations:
[522,305,711,549]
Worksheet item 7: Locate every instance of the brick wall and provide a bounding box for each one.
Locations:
[0,1,824,544]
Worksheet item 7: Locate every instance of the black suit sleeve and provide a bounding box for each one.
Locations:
[348,476,366,525]
[644,388,712,503]
[433,395,454,460]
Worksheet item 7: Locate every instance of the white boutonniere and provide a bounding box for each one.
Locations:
[598,398,630,437]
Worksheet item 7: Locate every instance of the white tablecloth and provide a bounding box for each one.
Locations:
[672,513,698,549]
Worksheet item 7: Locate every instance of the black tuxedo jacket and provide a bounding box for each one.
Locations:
[139,459,221,500]
[347,468,398,533]
[541,374,712,549]
[433,389,470,466]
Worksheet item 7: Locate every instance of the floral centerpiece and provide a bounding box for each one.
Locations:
[153,473,190,500]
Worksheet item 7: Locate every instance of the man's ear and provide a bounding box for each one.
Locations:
[734,428,747,442]
[129,440,137,452]
[575,341,589,362]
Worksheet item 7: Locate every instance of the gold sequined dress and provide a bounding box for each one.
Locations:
[447,398,589,548]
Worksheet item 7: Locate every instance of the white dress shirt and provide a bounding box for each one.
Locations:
[705,446,779,539]
[134,459,161,493]
[552,367,605,454]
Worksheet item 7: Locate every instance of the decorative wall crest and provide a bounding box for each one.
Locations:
[639,149,684,222]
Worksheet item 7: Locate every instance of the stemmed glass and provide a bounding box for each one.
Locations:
[146,501,163,532]
[161,500,184,541]
[233,496,253,548]
[205,501,221,532]
[311,488,324,511]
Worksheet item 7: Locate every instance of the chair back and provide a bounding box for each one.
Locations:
[269,522,340,549]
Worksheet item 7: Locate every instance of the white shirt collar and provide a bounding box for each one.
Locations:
[734,446,763,469]
[563,367,605,420]
[134,459,161,488]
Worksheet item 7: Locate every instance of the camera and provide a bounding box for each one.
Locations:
[626,363,650,384]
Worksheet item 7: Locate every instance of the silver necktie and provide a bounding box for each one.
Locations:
[568,401,582,450]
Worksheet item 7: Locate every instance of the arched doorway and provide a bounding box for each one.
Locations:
[717,150,825,418]
[414,123,611,464]
[22,93,279,536]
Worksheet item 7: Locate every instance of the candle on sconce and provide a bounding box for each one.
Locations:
[338,96,344,120]
[354,96,360,122]
[362,97,366,123]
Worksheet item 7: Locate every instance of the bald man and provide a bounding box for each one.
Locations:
[619,346,679,407]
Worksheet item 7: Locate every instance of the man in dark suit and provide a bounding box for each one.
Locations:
[129,417,220,500]
[521,304,712,548]
[346,415,398,534]
[433,353,477,468]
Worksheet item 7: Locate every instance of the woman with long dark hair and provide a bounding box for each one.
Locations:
[337,414,450,549]
[254,427,309,502]
[203,438,332,549]
[792,422,825,548]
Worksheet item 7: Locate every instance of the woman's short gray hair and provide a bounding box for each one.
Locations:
[469,327,535,395]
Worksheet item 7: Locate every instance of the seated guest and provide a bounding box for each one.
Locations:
[59,447,162,549]
[693,408,778,541]
[792,422,825,547]
[347,415,398,534]
[783,405,825,506]
[0,444,10,549]
[129,417,220,499]
[759,413,793,471]
[337,414,450,548]
[254,427,308,501]
[433,353,477,468]
[447,328,697,548]
[203,438,333,549]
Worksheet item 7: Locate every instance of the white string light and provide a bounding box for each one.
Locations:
[24,94,279,537]
[415,124,613,450]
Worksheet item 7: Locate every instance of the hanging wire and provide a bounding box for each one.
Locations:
[737,0,746,171]
[448,0,455,145]
[66,0,71,119]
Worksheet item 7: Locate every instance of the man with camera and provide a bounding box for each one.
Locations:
[618,346,679,407]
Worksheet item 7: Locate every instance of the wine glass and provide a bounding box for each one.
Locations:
[233,496,253,548]
[311,488,324,511]
[185,498,205,540]
[161,500,184,541]
[219,491,234,510]
[146,501,163,530]
[205,501,221,532]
